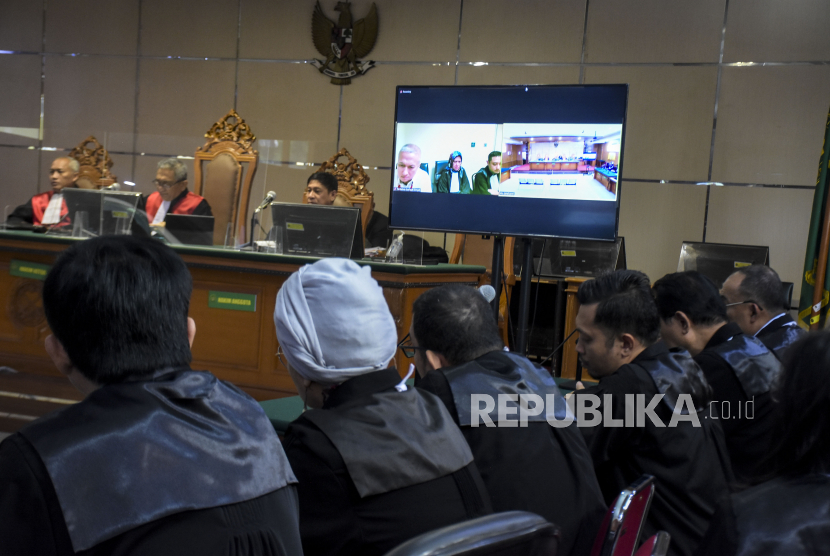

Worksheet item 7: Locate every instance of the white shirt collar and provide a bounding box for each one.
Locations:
[754,312,792,336]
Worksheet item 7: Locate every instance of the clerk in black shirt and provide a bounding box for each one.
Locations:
[653,271,783,483]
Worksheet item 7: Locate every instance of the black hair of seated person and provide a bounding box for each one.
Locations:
[652,271,728,327]
[733,264,789,313]
[307,171,339,193]
[761,331,830,478]
[576,269,660,347]
[42,235,193,384]
[412,284,503,366]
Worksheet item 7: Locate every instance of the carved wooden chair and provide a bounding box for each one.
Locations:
[303,148,373,244]
[69,136,117,190]
[193,109,258,246]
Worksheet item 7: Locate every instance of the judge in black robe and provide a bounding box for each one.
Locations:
[274,258,491,556]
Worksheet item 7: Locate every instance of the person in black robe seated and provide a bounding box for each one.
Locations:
[144,158,212,223]
[0,235,302,556]
[696,331,830,555]
[410,284,606,556]
[274,258,491,556]
[6,156,79,228]
[720,264,805,359]
[571,270,733,556]
[653,271,783,484]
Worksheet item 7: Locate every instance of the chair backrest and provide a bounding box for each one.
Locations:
[434,160,449,185]
[450,234,494,268]
[634,532,670,556]
[303,148,373,245]
[193,109,258,246]
[383,511,560,556]
[590,475,656,556]
[781,281,794,308]
[69,135,117,190]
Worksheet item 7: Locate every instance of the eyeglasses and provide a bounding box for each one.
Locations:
[397,333,426,359]
[277,345,288,369]
[724,299,757,308]
[153,179,182,189]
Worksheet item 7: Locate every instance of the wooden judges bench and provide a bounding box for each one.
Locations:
[0,231,485,400]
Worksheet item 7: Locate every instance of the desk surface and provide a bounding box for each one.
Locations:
[0,231,485,400]
[0,231,484,276]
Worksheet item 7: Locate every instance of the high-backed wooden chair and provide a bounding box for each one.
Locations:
[69,136,117,190]
[193,109,258,246]
[303,148,373,244]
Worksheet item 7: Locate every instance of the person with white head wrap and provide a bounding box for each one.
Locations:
[274,258,397,387]
[275,258,492,555]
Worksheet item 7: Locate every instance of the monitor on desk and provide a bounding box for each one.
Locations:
[60,189,143,237]
[677,241,770,287]
[270,203,363,259]
[163,214,214,246]
[513,237,627,277]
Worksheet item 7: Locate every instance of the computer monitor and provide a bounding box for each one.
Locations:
[677,241,770,287]
[163,214,214,246]
[270,203,363,259]
[61,189,143,236]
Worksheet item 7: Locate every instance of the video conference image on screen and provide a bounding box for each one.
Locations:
[389,85,627,239]
[393,122,621,202]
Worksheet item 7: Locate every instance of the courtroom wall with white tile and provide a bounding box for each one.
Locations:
[1,0,828,300]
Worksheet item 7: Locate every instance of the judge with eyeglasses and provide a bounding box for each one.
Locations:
[144,158,212,224]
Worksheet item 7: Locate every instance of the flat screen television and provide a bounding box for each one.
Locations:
[389,85,628,240]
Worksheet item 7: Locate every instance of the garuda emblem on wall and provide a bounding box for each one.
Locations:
[311,1,378,85]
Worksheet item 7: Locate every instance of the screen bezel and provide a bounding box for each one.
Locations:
[388,84,628,240]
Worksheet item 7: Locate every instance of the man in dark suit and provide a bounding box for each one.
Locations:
[654,270,782,483]
[720,265,805,359]
[411,284,605,556]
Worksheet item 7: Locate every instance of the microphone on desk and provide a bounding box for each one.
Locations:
[255,191,276,212]
[101,183,121,191]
